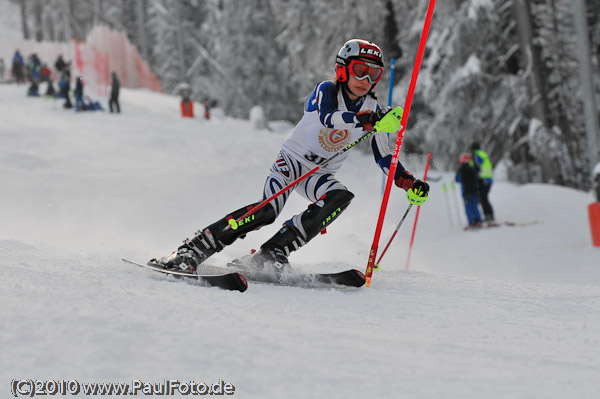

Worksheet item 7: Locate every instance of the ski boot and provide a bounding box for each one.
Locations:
[244,224,305,273]
[151,228,218,273]
[246,189,354,271]
[484,214,498,227]
[152,202,277,273]
[246,246,292,273]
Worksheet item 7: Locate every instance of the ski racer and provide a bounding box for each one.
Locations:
[153,39,430,272]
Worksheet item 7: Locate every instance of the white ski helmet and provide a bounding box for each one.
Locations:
[335,39,384,86]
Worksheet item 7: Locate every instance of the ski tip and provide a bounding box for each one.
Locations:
[234,272,249,292]
[347,269,366,288]
[352,269,366,279]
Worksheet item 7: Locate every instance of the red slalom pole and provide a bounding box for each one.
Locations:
[365,0,436,287]
[374,203,413,268]
[375,152,431,270]
[406,153,432,269]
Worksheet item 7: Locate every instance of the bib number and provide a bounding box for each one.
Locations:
[304,152,327,165]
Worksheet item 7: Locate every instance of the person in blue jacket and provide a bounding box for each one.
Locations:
[456,153,482,229]
[12,50,25,83]
[27,53,41,82]
[58,70,72,109]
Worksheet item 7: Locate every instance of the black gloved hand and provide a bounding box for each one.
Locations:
[356,106,393,131]
[406,179,430,205]
[372,105,392,122]
[395,170,430,205]
[412,180,430,197]
[395,170,415,190]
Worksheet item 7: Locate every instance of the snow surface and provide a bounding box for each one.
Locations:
[1,84,599,398]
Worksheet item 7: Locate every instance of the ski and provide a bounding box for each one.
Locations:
[121,258,248,292]
[464,220,539,230]
[503,220,539,227]
[197,263,366,289]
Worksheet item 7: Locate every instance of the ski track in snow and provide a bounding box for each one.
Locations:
[1,84,599,398]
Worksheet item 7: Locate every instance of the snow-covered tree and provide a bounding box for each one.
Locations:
[146,0,184,93]
[392,0,598,190]
[11,0,599,190]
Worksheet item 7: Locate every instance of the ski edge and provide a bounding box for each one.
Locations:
[202,263,366,289]
[121,258,248,292]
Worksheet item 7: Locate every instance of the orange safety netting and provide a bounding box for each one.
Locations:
[0,24,162,96]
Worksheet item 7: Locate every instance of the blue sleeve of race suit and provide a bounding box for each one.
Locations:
[306,81,357,129]
[370,130,406,180]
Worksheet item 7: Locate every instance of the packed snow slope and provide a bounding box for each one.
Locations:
[1,84,599,398]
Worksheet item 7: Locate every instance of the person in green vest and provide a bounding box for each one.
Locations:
[471,142,495,222]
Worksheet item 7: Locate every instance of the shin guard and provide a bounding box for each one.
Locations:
[206,201,277,249]
[294,189,354,242]
[262,189,354,257]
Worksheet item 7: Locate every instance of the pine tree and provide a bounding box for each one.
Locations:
[147,0,181,93]
[20,0,597,190]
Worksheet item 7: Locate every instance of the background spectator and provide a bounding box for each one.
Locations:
[12,50,25,83]
[0,58,5,81]
[109,71,120,113]
[455,153,482,229]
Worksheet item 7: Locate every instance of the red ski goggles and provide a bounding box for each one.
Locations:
[348,59,384,84]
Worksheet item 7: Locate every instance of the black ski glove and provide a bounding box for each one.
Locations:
[395,170,416,191]
[396,169,429,192]
[412,180,430,197]
[356,106,393,131]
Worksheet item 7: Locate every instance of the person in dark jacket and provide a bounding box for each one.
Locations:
[27,80,40,96]
[12,50,25,83]
[45,79,57,97]
[55,55,67,74]
[59,70,72,109]
[455,153,482,229]
[109,72,120,113]
[74,76,86,111]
